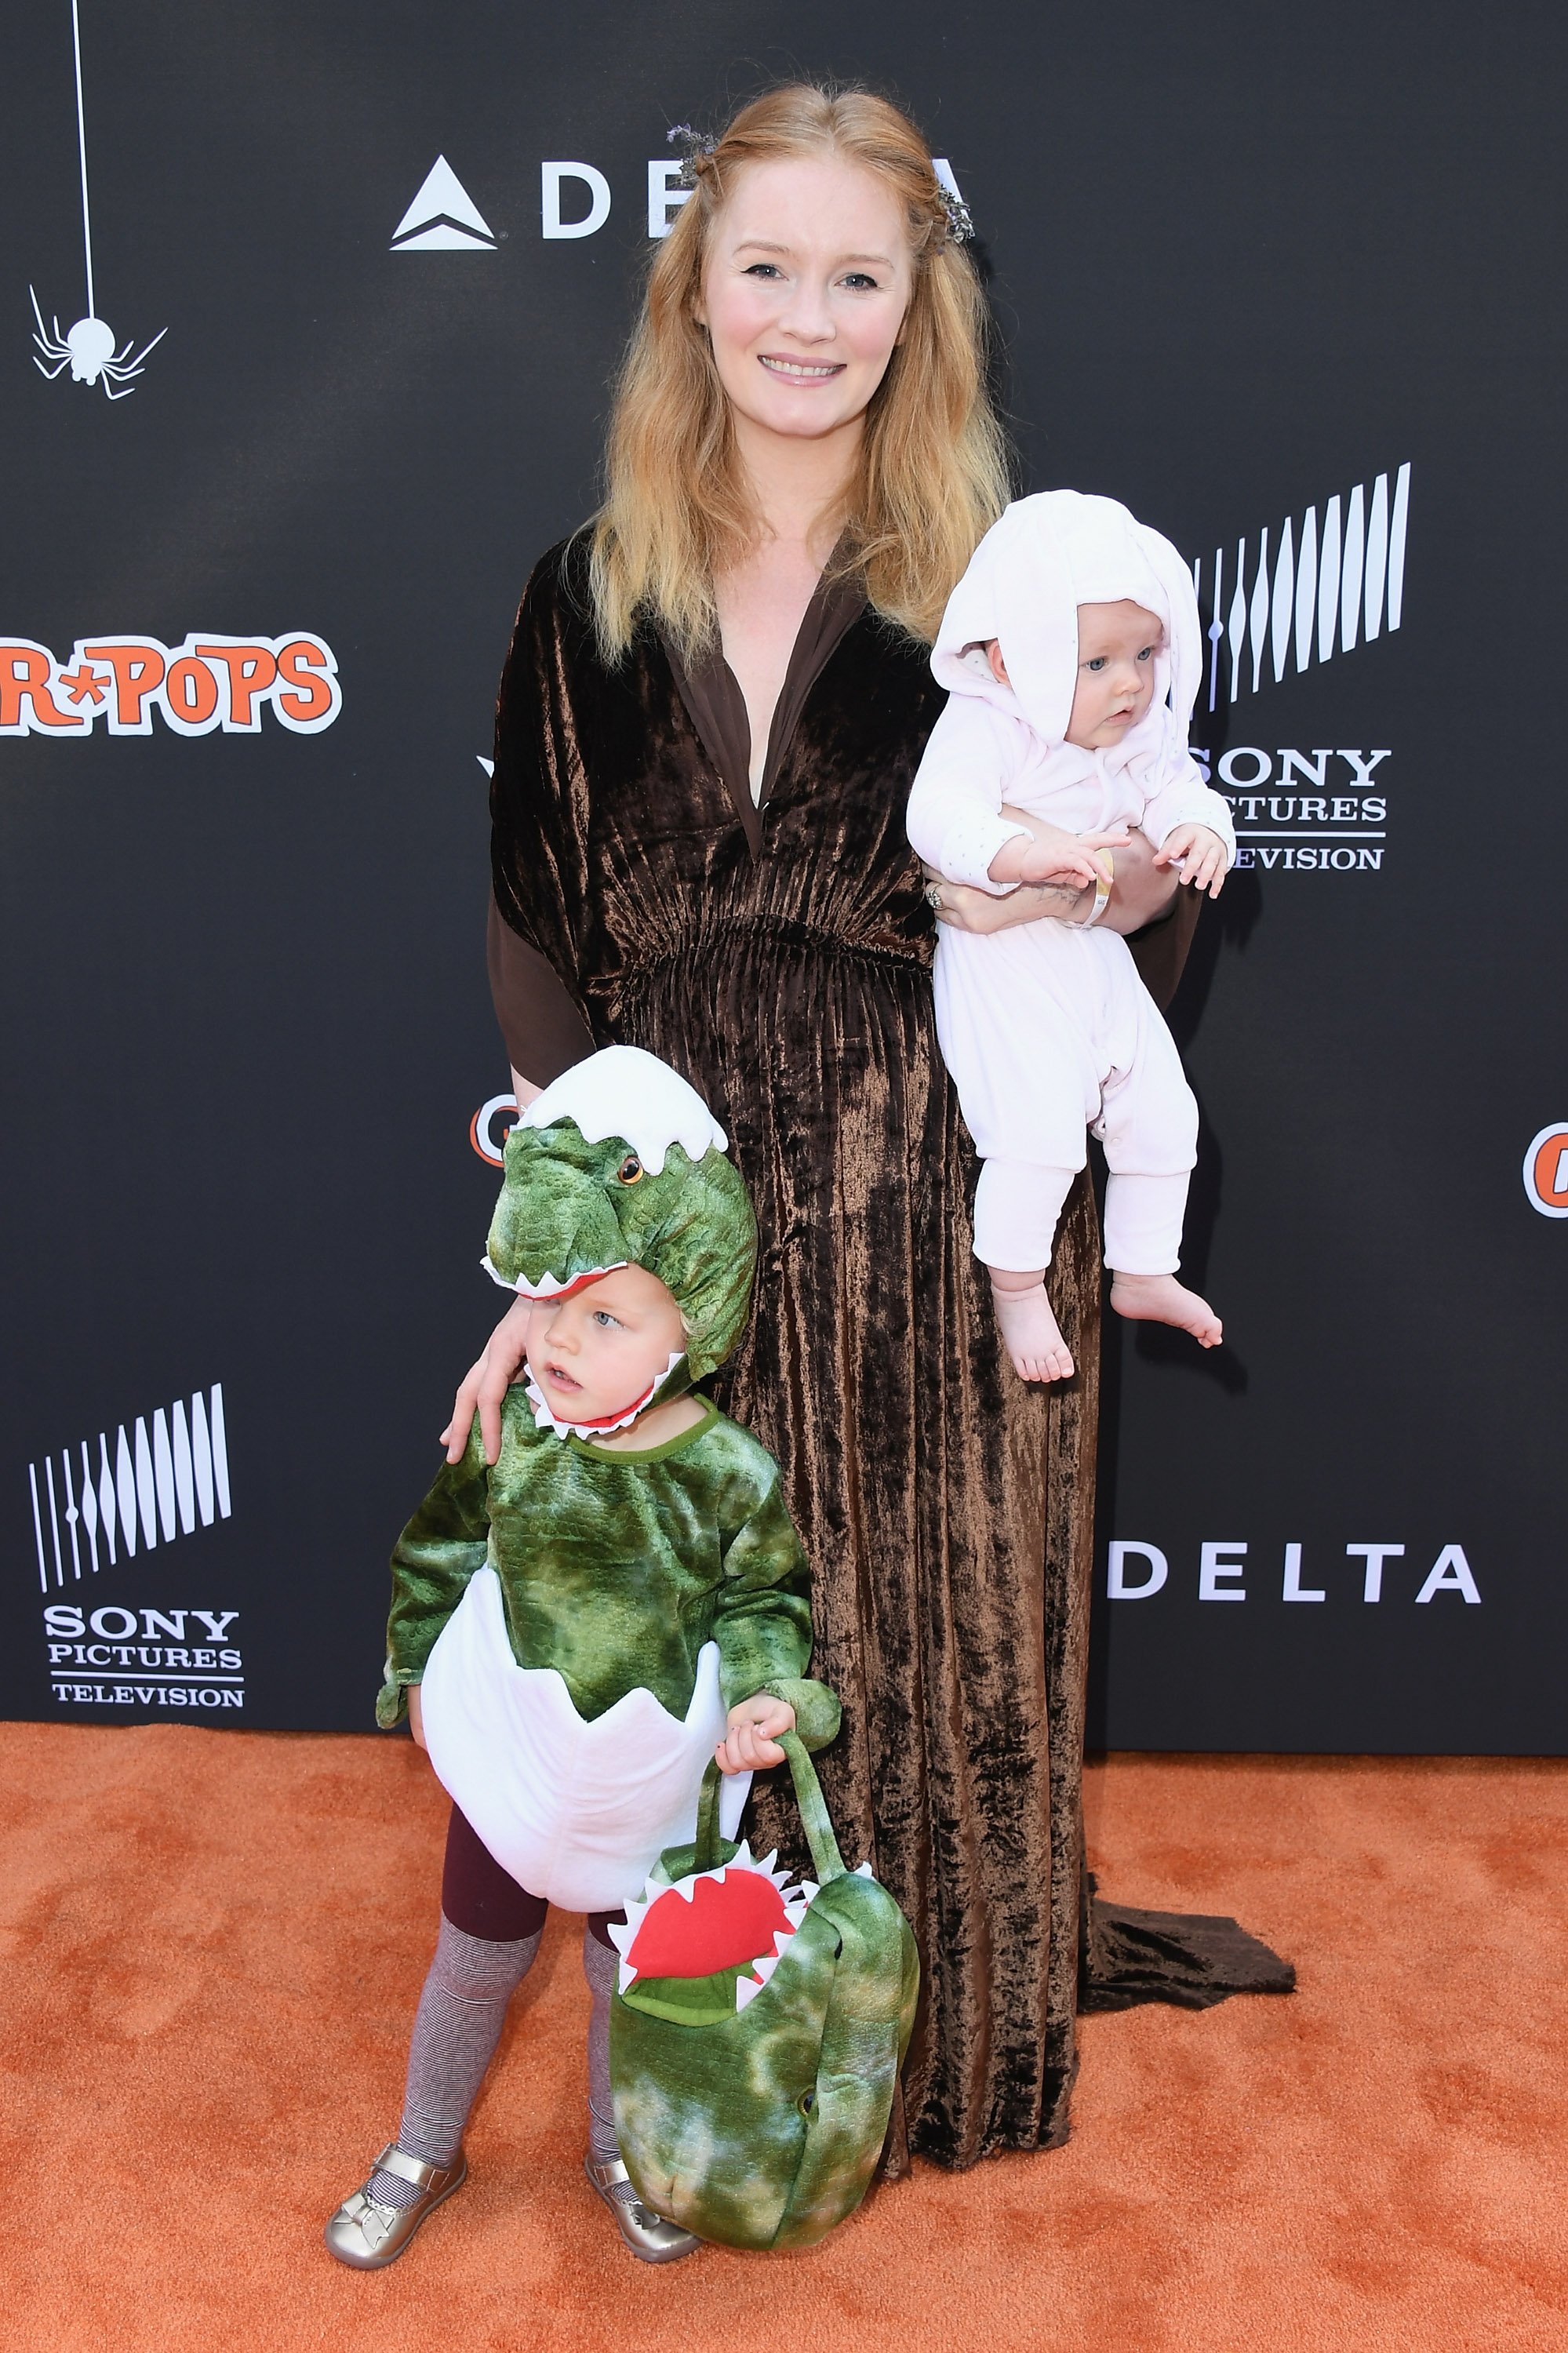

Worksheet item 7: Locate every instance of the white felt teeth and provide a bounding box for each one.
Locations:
[735,1975,762,2011]
[800,1882,820,1903]
[511,1262,627,1299]
[853,1860,875,1878]
[617,1958,635,1995]
[605,1916,638,1958]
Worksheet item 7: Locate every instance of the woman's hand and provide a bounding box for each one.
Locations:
[442,1293,533,1465]
[715,1694,797,1773]
[407,1686,427,1751]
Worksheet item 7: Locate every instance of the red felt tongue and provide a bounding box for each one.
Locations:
[627,1871,791,1979]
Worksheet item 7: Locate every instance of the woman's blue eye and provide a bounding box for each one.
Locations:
[744,263,783,279]
[842,271,879,291]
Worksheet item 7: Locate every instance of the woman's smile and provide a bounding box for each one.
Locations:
[758,353,846,381]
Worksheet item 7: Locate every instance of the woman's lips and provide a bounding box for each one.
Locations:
[758,354,844,381]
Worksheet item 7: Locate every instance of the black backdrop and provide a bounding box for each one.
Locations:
[5,1,1564,1750]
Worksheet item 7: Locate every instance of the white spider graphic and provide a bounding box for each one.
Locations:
[30,1,166,402]
[30,289,166,399]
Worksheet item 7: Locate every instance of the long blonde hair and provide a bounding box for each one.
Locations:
[588,84,1012,660]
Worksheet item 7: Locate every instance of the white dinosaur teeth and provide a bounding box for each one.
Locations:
[735,1976,762,2011]
[617,1959,636,1995]
[642,1875,665,1906]
[732,1840,754,1870]
[771,1929,795,1957]
[604,1917,637,1958]
[756,1850,780,1878]
[752,1952,780,1984]
[800,1882,820,1903]
[853,1860,875,1878]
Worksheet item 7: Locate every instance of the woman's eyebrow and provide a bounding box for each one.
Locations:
[731,238,894,268]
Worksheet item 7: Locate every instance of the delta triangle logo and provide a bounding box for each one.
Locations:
[391,156,497,253]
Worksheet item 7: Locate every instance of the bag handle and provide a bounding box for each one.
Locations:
[693,1730,846,1884]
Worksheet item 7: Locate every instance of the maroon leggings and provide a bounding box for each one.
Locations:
[441,1805,620,1949]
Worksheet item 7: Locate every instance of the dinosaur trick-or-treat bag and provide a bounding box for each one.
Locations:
[610,1734,919,2252]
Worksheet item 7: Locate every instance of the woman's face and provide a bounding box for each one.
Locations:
[696,155,913,453]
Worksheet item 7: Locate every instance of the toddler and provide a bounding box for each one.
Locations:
[325,1046,835,2269]
[907,490,1235,1381]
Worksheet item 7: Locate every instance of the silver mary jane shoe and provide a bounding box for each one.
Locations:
[324,2143,468,2269]
[583,2153,700,2264]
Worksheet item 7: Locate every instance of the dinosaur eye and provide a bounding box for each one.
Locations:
[617,1154,643,1184]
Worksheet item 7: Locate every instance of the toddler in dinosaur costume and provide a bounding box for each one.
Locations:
[326,1046,837,2272]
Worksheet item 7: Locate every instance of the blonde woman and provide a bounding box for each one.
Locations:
[438,84,1285,2203]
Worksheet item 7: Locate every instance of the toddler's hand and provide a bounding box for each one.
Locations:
[988,822,1126,891]
[1156,824,1228,897]
[715,1694,796,1773]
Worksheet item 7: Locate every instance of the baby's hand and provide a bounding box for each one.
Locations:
[1156,823,1228,897]
[715,1693,796,1774]
[988,823,1127,891]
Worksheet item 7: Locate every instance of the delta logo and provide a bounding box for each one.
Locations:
[0,633,341,736]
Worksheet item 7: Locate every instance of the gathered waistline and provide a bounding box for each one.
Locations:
[613,919,935,987]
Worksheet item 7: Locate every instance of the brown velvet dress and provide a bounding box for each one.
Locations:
[487,537,1290,2172]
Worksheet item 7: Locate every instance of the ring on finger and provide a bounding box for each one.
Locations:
[924,880,944,911]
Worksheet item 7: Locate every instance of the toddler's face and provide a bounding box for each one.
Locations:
[523,1260,688,1428]
[1061,599,1163,749]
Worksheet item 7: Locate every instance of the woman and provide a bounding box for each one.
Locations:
[459,85,1286,2174]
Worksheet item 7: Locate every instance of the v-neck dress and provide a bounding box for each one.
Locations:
[485,535,1282,2169]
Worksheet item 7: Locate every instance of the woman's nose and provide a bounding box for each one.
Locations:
[780,282,835,343]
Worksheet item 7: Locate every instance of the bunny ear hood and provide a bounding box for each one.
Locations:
[484,1046,758,1387]
[932,490,1202,755]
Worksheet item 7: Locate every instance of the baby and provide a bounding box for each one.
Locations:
[906,490,1235,1382]
[326,1046,836,2271]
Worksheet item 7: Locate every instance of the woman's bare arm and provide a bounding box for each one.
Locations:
[439,1068,545,1464]
[925,816,1181,938]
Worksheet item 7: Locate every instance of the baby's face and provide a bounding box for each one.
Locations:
[523,1260,687,1428]
[1064,600,1162,750]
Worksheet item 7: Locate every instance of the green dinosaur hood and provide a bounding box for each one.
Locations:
[484,1047,757,1402]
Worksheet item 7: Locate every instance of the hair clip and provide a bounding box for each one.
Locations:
[667,123,718,191]
[937,184,974,245]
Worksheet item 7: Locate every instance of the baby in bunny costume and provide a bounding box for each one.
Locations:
[906,490,1235,1382]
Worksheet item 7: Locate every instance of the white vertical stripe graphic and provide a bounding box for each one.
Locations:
[1293,508,1317,673]
[1363,472,1389,642]
[1386,464,1410,631]
[1340,483,1365,656]
[31,1463,49,1595]
[1271,522,1293,683]
[1318,496,1341,664]
[25,1386,232,1577]
[1190,468,1409,707]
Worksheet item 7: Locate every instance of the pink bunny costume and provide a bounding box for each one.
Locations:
[905,490,1235,1275]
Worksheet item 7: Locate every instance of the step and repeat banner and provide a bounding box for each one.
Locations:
[5,2,1563,1750]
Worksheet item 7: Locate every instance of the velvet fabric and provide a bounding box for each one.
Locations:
[488,537,1282,2171]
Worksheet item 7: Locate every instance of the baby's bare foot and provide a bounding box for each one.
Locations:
[990,1281,1075,1382]
[1110,1271,1223,1348]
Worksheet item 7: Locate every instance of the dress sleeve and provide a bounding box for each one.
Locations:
[486,896,594,1088]
[377,1417,492,1728]
[905,696,1033,893]
[487,544,600,1086]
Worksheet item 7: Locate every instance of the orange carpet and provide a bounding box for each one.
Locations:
[1,1726,1563,2352]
